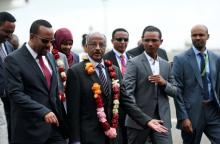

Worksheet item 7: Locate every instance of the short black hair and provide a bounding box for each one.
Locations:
[0,12,16,26]
[30,19,52,34]
[112,28,129,39]
[82,34,87,46]
[141,25,162,39]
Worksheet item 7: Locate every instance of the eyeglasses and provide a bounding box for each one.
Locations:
[33,34,55,44]
[87,43,106,49]
[115,38,129,42]
[142,39,160,42]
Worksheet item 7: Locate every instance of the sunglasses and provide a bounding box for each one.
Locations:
[142,39,160,42]
[115,38,129,42]
[34,34,55,44]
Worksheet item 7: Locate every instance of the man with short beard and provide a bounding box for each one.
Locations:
[4,19,67,144]
[172,24,220,144]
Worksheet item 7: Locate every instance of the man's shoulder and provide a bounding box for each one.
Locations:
[103,50,114,58]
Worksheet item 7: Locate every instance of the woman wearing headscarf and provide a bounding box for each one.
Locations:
[53,28,79,67]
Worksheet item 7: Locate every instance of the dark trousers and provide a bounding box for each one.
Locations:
[126,106,172,144]
[127,127,171,144]
[12,126,67,144]
[182,102,220,144]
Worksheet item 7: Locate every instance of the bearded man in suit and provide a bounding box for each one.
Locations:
[5,19,67,144]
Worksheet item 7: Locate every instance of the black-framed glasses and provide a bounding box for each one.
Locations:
[33,34,55,44]
[115,38,129,42]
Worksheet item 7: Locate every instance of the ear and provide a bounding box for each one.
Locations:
[111,39,114,43]
[160,39,163,44]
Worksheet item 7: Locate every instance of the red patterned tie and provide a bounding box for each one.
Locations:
[120,55,126,76]
[38,56,51,88]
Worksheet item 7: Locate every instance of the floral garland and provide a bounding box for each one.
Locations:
[85,60,120,139]
[52,49,67,102]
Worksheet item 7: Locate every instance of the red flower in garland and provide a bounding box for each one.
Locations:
[86,60,120,139]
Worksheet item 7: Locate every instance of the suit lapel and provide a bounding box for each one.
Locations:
[22,46,49,89]
[159,58,166,78]
[188,48,203,88]
[208,51,217,90]
[140,53,153,76]
[46,53,57,91]
[111,50,119,67]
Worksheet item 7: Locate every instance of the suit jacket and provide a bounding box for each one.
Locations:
[172,48,220,129]
[103,50,133,73]
[66,59,122,144]
[0,58,5,96]
[127,44,169,61]
[0,41,14,96]
[4,44,67,143]
[122,53,177,130]
[4,41,15,54]
[216,57,220,103]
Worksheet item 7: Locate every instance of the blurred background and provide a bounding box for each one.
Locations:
[1,0,220,60]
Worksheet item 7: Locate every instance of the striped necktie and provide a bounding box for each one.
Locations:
[96,64,109,96]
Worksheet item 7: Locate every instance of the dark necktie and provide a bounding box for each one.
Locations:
[198,53,209,100]
[38,56,51,89]
[96,64,109,96]
[120,55,126,76]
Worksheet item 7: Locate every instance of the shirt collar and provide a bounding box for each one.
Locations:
[113,48,126,59]
[26,43,38,59]
[192,45,208,56]
[144,51,159,64]
[88,55,105,68]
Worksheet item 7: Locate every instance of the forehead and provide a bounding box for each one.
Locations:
[191,26,207,34]
[143,31,160,39]
[88,34,106,42]
[114,31,128,37]
[38,26,54,38]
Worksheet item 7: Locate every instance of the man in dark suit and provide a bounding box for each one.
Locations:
[104,28,133,76]
[123,26,178,144]
[103,28,132,144]
[66,32,123,144]
[172,24,220,144]
[66,32,170,144]
[127,26,169,61]
[5,19,67,144]
[0,11,16,143]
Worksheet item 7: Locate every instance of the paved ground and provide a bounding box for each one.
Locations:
[169,99,210,144]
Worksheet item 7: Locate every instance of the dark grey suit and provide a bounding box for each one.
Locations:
[172,48,220,144]
[123,52,177,144]
[5,45,67,144]
[66,59,123,144]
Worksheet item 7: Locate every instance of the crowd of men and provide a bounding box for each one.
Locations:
[1,11,220,144]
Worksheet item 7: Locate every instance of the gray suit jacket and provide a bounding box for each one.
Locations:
[172,48,220,129]
[123,52,177,130]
